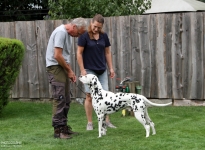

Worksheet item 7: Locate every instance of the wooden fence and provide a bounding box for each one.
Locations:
[0,12,204,100]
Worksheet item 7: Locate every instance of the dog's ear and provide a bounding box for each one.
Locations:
[91,76,96,84]
[93,76,103,88]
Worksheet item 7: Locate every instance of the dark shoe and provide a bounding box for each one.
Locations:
[54,127,72,139]
[65,125,79,135]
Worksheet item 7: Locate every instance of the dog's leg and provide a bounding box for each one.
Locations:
[144,108,156,135]
[150,122,156,135]
[102,115,107,135]
[134,111,150,138]
[97,114,104,138]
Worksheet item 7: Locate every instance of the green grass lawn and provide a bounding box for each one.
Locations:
[0,101,205,150]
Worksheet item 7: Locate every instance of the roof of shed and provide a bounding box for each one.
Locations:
[144,0,205,14]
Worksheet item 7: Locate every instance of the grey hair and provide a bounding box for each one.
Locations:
[71,17,87,29]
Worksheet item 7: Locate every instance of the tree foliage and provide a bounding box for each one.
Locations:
[0,0,48,22]
[48,0,151,19]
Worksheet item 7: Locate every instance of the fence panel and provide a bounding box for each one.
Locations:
[182,13,192,100]
[189,12,204,99]
[171,14,183,99]
[138,15,151,96]
[119,16,132,84]
[204,13,205,100]
[110,16,121,87]
[164,14,173,98]
[149,14,158,98]
[26,21,40,98]
[130,15,141,84]
[104,17,115,92]
[36,20,50,98]
[15,21,29,98]
[156,14,168,98]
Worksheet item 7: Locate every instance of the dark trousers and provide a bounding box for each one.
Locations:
[46,65,71,128]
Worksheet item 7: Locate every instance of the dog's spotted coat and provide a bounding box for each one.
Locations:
[79,74,172,138]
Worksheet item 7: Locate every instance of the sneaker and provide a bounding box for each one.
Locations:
[106,122,117,128]
[86,123,93,130]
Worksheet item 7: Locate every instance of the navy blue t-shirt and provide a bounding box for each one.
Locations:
[78,32,111,71]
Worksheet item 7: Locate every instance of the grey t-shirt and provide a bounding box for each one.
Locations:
[46,24,72,67]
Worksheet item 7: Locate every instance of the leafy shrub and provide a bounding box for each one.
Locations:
[0,37,25,114]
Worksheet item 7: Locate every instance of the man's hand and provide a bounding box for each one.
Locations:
[68,70,76,82]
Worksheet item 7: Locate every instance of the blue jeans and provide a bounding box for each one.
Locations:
[84,69,108,93]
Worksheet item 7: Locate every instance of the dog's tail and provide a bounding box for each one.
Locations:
[141,95,172,107]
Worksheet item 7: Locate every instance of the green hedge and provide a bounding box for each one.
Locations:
[0,37,25,113]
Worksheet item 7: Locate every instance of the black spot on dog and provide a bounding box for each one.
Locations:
[105,101,111,106]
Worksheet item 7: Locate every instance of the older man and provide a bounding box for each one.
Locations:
[46,18,87,139]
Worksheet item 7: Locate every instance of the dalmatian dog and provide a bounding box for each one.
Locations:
[79,74,172,138]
